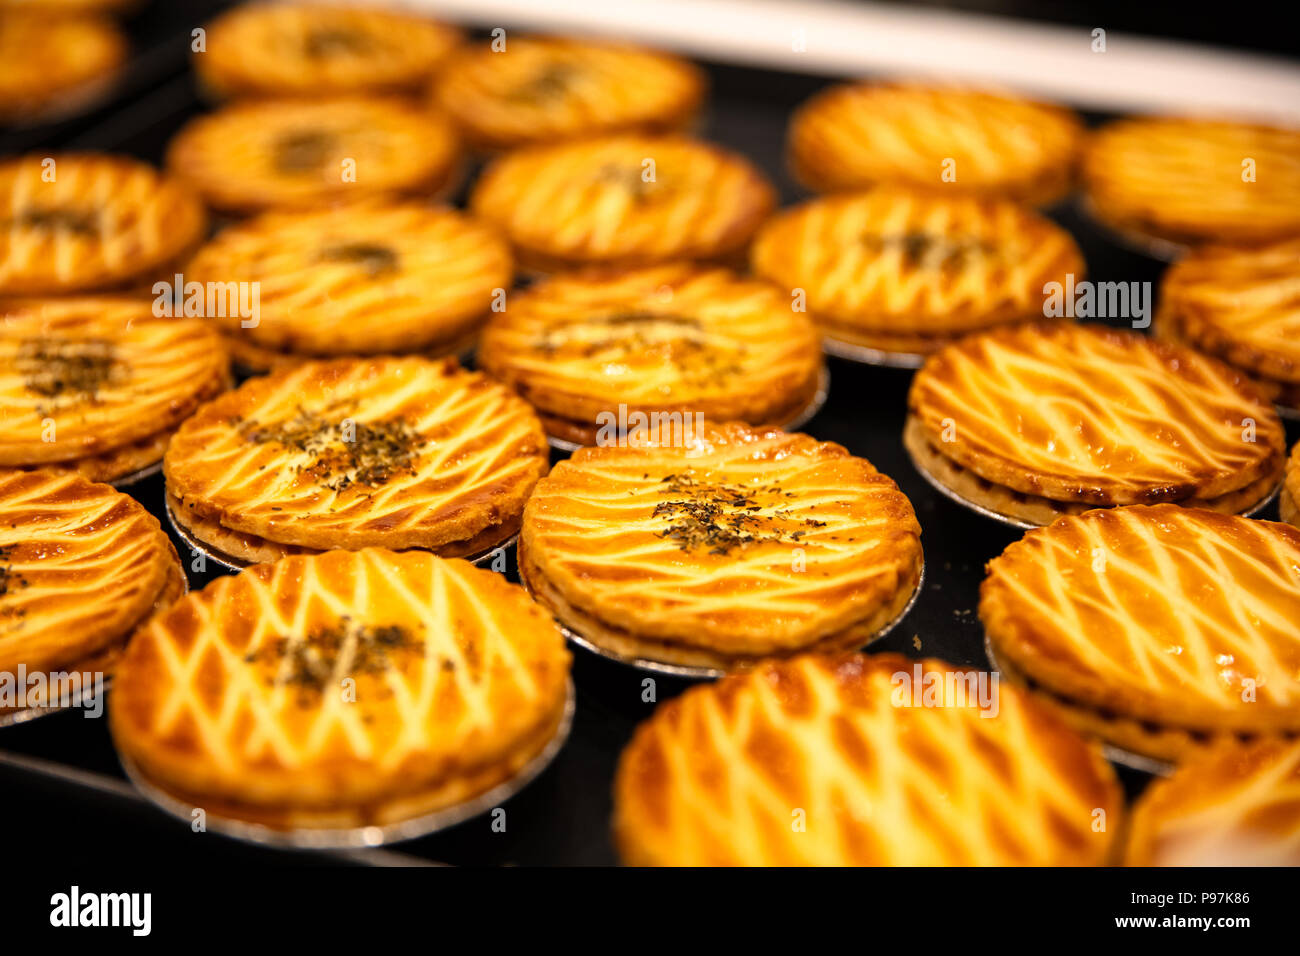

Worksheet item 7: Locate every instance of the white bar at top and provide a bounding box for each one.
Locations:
[348,0,1300,124]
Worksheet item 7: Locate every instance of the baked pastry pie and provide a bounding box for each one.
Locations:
[164,357,548,566]
[166,97,461,216]
[615,652,1122,865]
[477,264,823,446]
[469,134,775,273]
[0,11,125,124]
[1084,117,1300,250]
[0,298,229,483]
[431,36,704,152]
[197,2,461,100]
[1125,738,1300,866]
[0,153,206,295]
[905,322,1286,525]
[981,505,1300,763]
[519,422,922,671]
[751,189,1083,359]
[1156,238,1300,411]
[109,548,571,833]
[788,82,1083,205]
[0,0,136,11]
[0,469,184,721]
[183,200,512,371]
[1283,441,1299,527]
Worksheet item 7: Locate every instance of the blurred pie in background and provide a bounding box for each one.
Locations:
[981,505,1300,764]
[519,422,922,671]
[110,548,571,834]
[432,35,704,151]
[1084,117,1300,250]
[0,470,184,722]
[1125,738,1300,866]
[165,97,461,215]
[164,357,548,565]
[615,653,1123,865]
[1156,238,1300,413]
[788,83,1083,205]
[0,298,228,483]
[905,323,1286,526]
[477,264,822,445]
[0,10,125,124]
[751,188,1083,360]
[183,200,512,371]
[469,134,775,272]
[1283,442,1298,527]
[198,1,461,99]
[0,153,205,294]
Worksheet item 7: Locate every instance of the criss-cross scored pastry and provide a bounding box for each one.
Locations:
[1125,739,1300,865]
[788,82,1083,205]
[981,505,1300,763]
[520,422,922,670]
[615,653,1122,865]
[0,154,206,295]
[165,357,548,565]
[110,549,570,831]
[1156,238,1300,411]
[469,134,775,273]
[198,2,461,99]
[166,97,461,216]
[0,298,229,483]
[183,201,511,371]
[477,264,823,445]
[1084,118,1300,249]
[751,189,1083,357]
[906,323,1286,525]
[431,36,704,152]
[1283,442,1299,528]
[0,470,184,719]
[0,11,125,124]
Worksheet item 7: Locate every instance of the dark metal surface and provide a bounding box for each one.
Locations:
[2,0,1297,867]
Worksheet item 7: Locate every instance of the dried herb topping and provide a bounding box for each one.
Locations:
[17,338,121,403]
[651,474,826,556]
[243,616,418,693]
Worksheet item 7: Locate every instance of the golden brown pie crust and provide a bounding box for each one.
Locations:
[908,322,1286,508]
[614,652,1123,865]
[0,11,125,124]
[109,549,571,830]
[788,82,1083,204]
[431,35,705,152]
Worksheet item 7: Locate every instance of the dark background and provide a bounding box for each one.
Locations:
[0,0,1297,868]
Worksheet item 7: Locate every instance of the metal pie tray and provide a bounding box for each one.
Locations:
[822,336,928,369]
[546,363,831,453]
[117,678,575,849]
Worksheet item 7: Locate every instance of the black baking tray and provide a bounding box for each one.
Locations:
[2,0,1297,868]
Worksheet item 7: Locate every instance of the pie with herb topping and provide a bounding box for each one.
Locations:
[1083,117,1300,249]
[615,653,1122,865]
[0,10,125,123]
[1156,238,1300,411]
[751,188,1083,358]
[198,2,461,100]
[0,470,184,720]
[183,200,512,371]
[788,82,1083,205]
[477,264,823,445]
[981,505,1300,762]
[164,357,548,565]
[519,421,922,670]
[431,35,704,152]
[1125,738,1300,865]
[0,153,206,295]
[0,298,229,482]
[110,548,570,832]
[469,134,775,273]
[166,97,461,216]
[905,322,1286,525]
